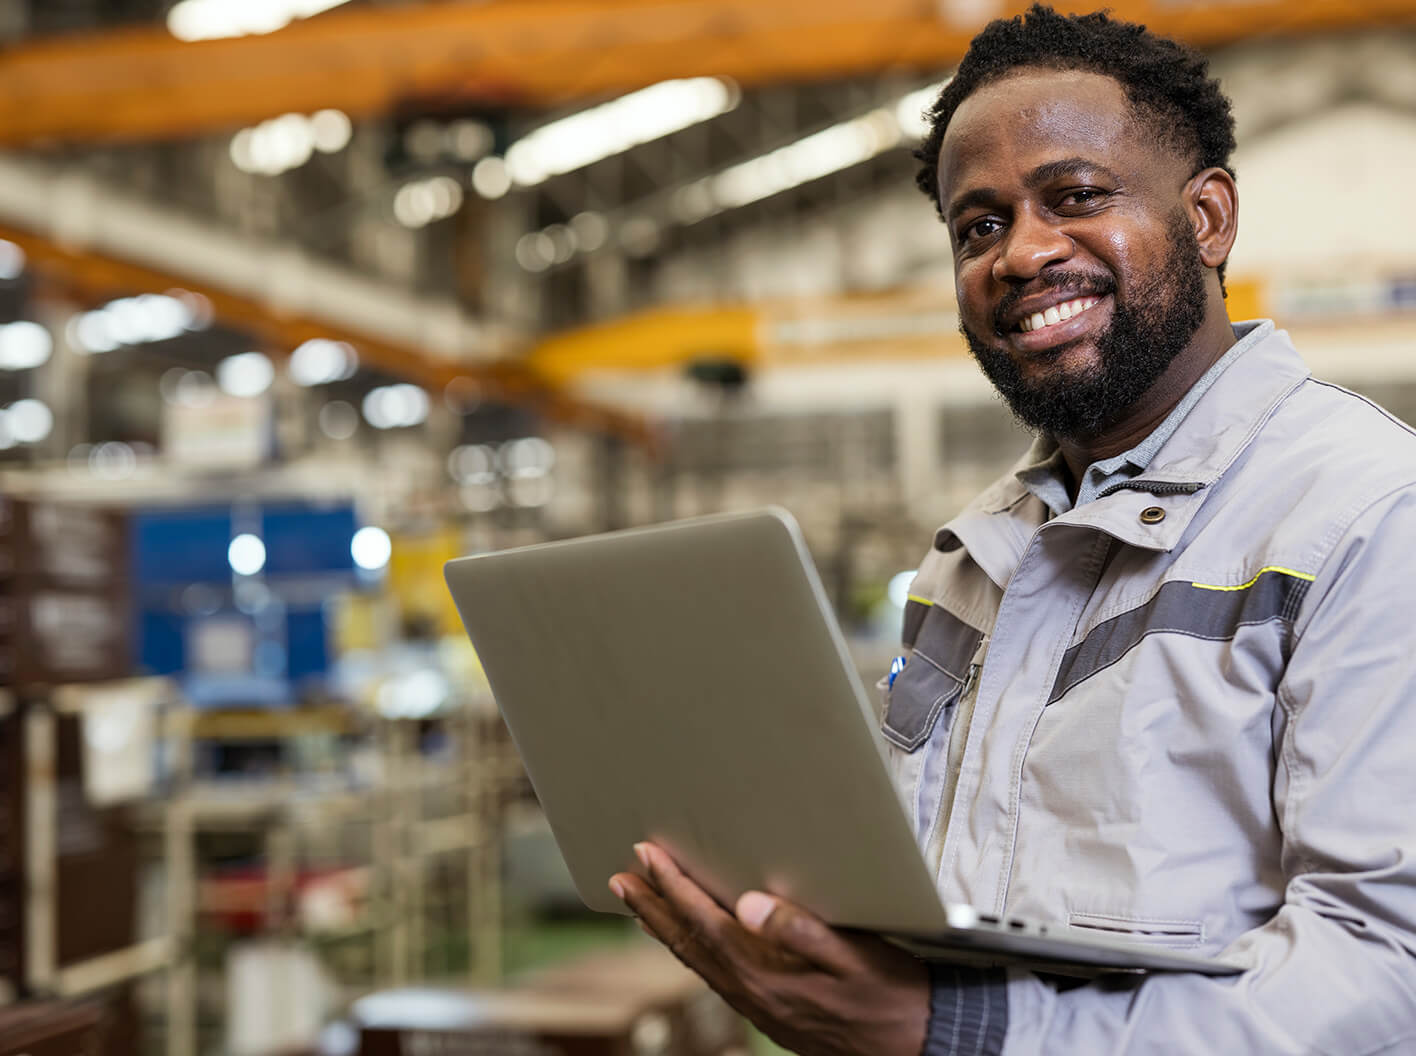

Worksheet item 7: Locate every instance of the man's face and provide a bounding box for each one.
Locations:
[938,69,1210,439]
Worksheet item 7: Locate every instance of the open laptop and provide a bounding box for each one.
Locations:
[444,508,1241,978]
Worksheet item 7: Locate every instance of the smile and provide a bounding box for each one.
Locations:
[1016,297,1101,333]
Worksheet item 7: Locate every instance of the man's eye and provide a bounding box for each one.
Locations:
[1059,188,1106,207]
[962,218,1003,241]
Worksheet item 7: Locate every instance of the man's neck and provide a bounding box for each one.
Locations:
[1057,312,1237,491]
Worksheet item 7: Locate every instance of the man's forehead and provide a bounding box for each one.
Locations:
[939,68,1147,193]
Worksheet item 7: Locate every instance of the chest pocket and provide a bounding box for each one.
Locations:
[883,603,984,751]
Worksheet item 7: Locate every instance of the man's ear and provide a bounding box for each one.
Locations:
[1186,167,1238,270]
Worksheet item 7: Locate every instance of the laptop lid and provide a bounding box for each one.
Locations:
[444,507,953,934]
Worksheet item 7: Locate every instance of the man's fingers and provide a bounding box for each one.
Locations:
[610,868,730,978]
[636,842,734,922]
[735,891,858,975]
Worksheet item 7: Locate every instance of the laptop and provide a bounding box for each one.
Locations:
[444,507,1241,978]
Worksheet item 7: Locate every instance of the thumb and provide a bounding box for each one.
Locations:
[734,891,854,974]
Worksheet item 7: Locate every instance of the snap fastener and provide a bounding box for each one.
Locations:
[1139,506,1166,525]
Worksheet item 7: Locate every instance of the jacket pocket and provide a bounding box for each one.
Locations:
[883,606,983,751]
[1067,911,1205,948]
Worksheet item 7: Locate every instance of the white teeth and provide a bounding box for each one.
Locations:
[1018,296,1102,333]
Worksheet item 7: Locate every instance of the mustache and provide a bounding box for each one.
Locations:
[992,271,1117,334]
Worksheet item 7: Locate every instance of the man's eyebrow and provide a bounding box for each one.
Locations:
[945,187,1001,224]
[946,158,1123,223]
[1024,157,1121,188]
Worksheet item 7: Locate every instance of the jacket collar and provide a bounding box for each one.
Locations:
[935,322,1311,585]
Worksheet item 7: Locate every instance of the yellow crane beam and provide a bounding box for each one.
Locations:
[1,0,1413,147]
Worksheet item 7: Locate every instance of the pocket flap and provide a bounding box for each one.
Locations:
[883,605,984,751]
[883,657,962,751]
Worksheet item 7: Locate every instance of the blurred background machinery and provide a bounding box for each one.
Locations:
[1,1,1415,1054]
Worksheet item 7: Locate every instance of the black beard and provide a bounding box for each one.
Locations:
[960,212,1208,441]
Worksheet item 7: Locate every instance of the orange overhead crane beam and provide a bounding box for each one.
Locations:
[1,0,1415,147]
[0,223,655,446]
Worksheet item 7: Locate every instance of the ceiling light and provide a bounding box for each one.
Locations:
[5,399,53,444]
[503,78,738,188]
[393,176,464,228]
[217,351,275,398]
[0,321,52,371]
[362,384,429,429]
[569,212,609,253]
[310,109,353,154]
[711,108,902,211]
[168,0,353,42]
[0,240,25,281]
[653,76,950,229]
[895,80,950,140]
[471,157,511,200]
[290,338,357,386]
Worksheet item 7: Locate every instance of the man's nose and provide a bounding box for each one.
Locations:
[991,212,1074,282]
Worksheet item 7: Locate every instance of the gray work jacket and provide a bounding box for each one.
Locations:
[884,323,1416,1053]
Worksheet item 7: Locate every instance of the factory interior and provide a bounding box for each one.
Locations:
[2,1,1416,1053]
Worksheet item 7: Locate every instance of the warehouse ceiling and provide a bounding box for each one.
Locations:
[2,0,1415,145]
[1,0,1414,446]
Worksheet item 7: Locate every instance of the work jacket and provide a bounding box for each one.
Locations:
[885,323,1416,1053]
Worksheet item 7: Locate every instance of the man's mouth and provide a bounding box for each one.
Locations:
[1015,296,1101,333]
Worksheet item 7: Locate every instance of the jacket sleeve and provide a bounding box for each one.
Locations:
[995,490,1416,1056]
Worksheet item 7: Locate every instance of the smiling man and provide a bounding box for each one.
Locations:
[612,7,1416,1053]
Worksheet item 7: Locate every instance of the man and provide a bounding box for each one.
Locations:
[611,6,1416,1052]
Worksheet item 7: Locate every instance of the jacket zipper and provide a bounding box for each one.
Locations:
[961,662,980,701]
[1096,479,1206,499]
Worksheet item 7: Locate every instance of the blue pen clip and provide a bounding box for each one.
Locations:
[888,655,907,688]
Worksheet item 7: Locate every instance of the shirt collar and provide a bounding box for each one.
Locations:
[1015,320,1274,516]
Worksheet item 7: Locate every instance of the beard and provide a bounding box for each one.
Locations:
[960,211,1208,441]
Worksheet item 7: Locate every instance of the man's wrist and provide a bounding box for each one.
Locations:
[921,963,1010,1055]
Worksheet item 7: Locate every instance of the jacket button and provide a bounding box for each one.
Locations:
[1140,506,1166,525]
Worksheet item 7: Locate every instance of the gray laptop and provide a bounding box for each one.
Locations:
[444,507,1241,978]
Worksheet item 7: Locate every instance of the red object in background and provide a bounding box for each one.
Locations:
[198,864,370,935]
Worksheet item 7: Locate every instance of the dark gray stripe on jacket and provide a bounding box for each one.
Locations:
[1047,570,1312,706]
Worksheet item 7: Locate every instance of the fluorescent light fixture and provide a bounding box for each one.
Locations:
[512,77,949,271]
[168,0,352,42]
[502,78,739,188]
[669,77,950,225]
[895,80,949,140]
[711,108,902,210]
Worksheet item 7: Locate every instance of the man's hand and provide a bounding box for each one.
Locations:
[609,842,930,1056]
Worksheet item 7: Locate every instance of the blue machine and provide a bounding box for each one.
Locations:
[132,502,362,707]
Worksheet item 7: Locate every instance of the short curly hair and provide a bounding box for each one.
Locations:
[915,4,1236,223]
